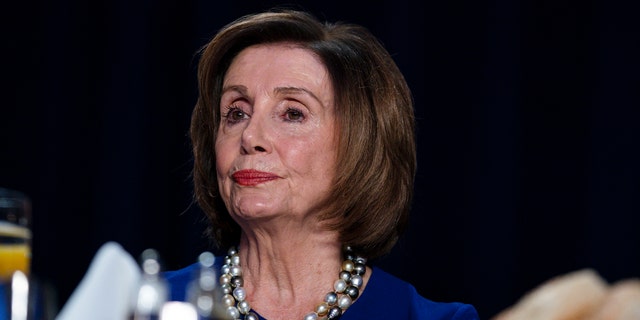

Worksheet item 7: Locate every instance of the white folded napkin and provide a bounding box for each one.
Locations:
[55,241,141,320]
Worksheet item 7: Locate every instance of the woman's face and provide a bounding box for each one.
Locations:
[215,43,337,224]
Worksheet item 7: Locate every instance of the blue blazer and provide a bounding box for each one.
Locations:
[163,259,479,320]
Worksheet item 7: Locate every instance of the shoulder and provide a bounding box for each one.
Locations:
[344,266,480,320]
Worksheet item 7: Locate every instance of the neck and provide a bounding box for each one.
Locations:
[237,233,342,318]
[222,233,370,320]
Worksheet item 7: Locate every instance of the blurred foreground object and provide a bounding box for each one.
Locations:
[0,270,58,320]
[55,242,231,320]
[1,188,58,319]
[55,242,141,320]
[184,251,229,319]
[0,188,32,281]
[131,249,168,319]
[493,268,640,320]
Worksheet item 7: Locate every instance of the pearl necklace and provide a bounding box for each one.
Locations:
[219,246,367,320]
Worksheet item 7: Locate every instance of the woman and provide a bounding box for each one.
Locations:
[164,8,480,320]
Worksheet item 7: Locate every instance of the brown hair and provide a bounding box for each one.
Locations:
[190,9,416,260]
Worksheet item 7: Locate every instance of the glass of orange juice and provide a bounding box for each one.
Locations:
[0,187,32,282]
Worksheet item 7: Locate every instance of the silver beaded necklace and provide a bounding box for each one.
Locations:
[219,246,367,320]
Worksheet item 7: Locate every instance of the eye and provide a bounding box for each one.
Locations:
[284,107,304,122]
[222,105,248,124]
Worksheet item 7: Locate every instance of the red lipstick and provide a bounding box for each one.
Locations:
[232,169,280,186]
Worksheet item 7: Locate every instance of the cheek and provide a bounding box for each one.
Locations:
[288,139,336,176]
[215,150,233,204]
[215,140,233,177]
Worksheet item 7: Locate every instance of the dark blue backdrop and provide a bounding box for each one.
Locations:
[2,0,639,318]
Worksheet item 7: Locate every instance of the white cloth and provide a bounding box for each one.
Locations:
[55,241,141,320]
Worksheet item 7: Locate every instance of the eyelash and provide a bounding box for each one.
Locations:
[221,105,306,124]
[283,107,305,122]
[222,105,246,124]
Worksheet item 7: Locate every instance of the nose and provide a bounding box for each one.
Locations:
[240,114,271,155]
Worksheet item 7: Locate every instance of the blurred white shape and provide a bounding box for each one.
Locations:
[55,242,141,320]
[11,270,29,320]
[159,301,198,320]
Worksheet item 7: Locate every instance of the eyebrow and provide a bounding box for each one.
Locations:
[221,85,326,108]
[274,86,324,107]
[221,85,248,96]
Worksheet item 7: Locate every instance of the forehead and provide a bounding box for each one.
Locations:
[224,43,330,88]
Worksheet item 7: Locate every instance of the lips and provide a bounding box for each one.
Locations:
[231,169,280,186]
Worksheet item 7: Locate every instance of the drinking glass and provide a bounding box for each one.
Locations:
[0,187,31,282]
[1,187,33,319]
